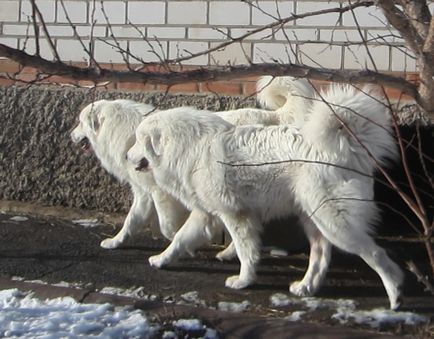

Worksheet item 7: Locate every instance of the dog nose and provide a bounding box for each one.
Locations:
[135,157,149,171]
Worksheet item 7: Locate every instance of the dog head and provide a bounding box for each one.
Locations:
[71,100,108,155]
[127,117,163,172]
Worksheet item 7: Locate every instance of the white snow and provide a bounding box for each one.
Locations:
[269,248,288,257]
[0,288,221,338]
[71,219,102,227]
[270,293,428,328]
[217,300,251,313]
[285,311,306,322]
[0,289,158,338]
[332,308,428,328]
[178,291,206,307]
[9,216,29,222]
[172,319,218,339]
[99,286,156,300]
[270,293,356,311]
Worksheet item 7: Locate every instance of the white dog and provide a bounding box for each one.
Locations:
[128,85,403,310]
[71,77,314,253]
[71,99,190,247]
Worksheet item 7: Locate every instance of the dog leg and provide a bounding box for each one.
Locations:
[219,212,261,289]
[149,209,217,268]
[308,207,403,310]
[101,192,155,249]
[216,241,237,261]
[290,217,331,297]
[152,189,189,241]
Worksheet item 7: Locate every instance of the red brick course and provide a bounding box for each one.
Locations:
[0,59,418,102]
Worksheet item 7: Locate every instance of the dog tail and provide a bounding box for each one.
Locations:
[302,85,398,175]
[256,76,315,127]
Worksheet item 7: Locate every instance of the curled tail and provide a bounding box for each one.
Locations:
[301,85,398,175]
[256,76,315,127]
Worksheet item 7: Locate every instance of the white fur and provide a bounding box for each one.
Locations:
[71,99,190,248]
[71,77,313,252]
[128,86,403,310]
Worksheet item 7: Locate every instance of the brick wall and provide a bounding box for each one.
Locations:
[0,0,430,95]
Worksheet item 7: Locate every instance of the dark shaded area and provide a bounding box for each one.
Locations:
[375,124,433,238]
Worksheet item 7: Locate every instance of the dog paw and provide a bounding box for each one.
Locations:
[148,254,167,268]
[289,281,313,297]
[216,247,236,261]
[225,275,252,289]
[100,238,121,249]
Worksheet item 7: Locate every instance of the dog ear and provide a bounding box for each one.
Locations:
[88,102,105,133]
[150,129,163,156]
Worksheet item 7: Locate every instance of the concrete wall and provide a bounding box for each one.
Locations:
[0,0,427,71]
[0,85,255,213]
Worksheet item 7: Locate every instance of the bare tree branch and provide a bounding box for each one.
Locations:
[0,43,418,98]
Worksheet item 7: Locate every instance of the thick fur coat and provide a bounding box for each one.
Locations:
[71,77,314,252]
[128,86,403,309]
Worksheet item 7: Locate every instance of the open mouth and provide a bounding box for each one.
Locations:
[135,157,149,171]
[79,137,92,153]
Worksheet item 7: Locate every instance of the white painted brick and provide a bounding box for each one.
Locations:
[19,38,56,59]
[42,25,74,37]
[275,28,319,41]
[129,40,168,63]
[90,1,125,25]
[169,41,208,65]
[94,39,128,63]
[296,2,341,27]
[21,0,55,23]
[344,45,390,71]
[57,39,91,62]
[189,27,228,40]
[0,1,19,22]
[209,2,250,26]
[168,2,207,25]
[0,37,18,49]
[366,30,402,43]
[128,1,166,25]
[210,42,251,65]
[110,26,145,38]
[148,27,186,39]
[3,24,32,36]
[342,6,386,27]
[319,29,363,42]
[230,28,273,41]
[253,42,296,63]
[252,1,293,25]
[57,1,88,24]
[76,26,106,38]
[298,43,342,69]
[391,47,417,72]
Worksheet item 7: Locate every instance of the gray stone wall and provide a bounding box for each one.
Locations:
[0,85,255,213]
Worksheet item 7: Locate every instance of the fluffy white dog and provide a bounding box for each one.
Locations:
[128,85,403,310]
[71,77,314,253]
[71,99,189,247]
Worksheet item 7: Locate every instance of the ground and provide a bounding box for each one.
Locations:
[0,210,433,338]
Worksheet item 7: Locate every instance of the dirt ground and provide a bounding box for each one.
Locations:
[0,209,433,338]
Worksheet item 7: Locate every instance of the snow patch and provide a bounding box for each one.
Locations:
[269,248,288,257]
[71,219,102,227]
[218,300,251,313]
[0,289,159,338]
[99,286,156,300]
[332,308,428,328]
[9,216,29,222]
[270,293,356,311]
[285,311,306,322]
[178,291,206,307]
